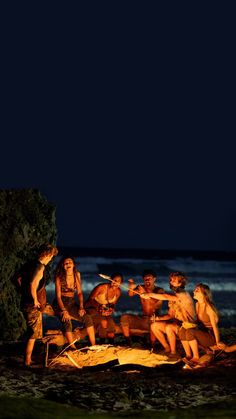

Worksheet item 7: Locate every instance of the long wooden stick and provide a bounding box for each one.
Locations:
[98,273,142,296]
[66,352,82,369]
[48,337,79,366]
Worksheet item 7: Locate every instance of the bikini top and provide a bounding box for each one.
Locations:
[60,274,77,293]
[94,285,117,305]
[95,293,117,305]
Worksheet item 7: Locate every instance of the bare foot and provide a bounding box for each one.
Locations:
[163,345,170,353]
[190,357,200,364]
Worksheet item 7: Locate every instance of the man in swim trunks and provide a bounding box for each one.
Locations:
[120,269,164,347]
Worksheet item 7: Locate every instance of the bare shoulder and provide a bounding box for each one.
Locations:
[92,283,106,293]
[99,283,107,291]
[33,262,45,277]
[36,263,45,273]
[177,291,192,302]
[206,303,217,317]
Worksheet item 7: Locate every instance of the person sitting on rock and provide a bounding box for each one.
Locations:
[120,269,164,347]
[141,271,197,360]
[52,256,96,349]
[84,272,123,345]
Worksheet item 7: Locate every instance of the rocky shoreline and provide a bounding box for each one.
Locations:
[0,329,236,415]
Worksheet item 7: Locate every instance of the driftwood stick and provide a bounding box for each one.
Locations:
[66,352,82,369]
[48,338,79,367]
[45,342,49,367]
[98,273,143,296]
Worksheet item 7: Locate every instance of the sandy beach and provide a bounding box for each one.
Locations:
[0,328,236,417]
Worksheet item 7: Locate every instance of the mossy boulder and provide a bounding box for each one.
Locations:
[0,189,57,340]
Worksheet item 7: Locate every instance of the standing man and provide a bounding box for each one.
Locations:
[19,244,58,366]
[120,269,164,347]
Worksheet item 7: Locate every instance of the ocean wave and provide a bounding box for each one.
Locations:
[220,309,236,316]
[46,279,236,293]
[114,309,236,318]
[155,259,236,274]
[76,256,236,270]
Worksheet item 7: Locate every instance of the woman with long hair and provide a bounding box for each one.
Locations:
[52,256,96,349]
[180,283,224,365]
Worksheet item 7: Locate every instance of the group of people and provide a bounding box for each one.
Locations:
[18,244,235,367]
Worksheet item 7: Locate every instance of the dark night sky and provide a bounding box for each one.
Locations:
[1,4,236,253]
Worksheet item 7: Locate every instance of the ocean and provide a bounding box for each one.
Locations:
[45,249,236,330]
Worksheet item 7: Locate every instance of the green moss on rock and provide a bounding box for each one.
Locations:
[0,189,57,340]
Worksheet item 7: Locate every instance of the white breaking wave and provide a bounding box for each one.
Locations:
[47,255,236,295]
[53,255,236,277]
[164,258,236,274]
[114,309,236,317]
[189,281,236,291]
[220,309,236,316]
[46,280,236,292]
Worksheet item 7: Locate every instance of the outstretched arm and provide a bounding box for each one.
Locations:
[127,278,142,297]
[141,292,177,301]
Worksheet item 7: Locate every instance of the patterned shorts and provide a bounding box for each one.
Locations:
[24,307,43,339]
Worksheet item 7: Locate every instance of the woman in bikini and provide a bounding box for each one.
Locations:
[179,283,225,366]
[52,256,96,349]
[85,273,123,344]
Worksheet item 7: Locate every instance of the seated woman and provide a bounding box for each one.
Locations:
[179,283,224,366]
[52,256,96,349]
[84,273,123,344]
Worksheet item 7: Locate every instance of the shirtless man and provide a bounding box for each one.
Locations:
[19,244,58,366]
[141,271,197,358]
[120,269,164,347]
